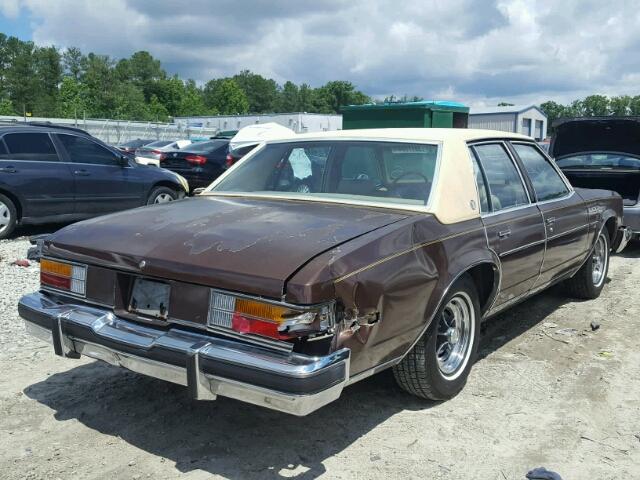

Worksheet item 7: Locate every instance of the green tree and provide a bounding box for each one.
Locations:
[232,70,278,113]
[58,76,87,118]
[4,36,37,114]
[33,45,62,116]
[177,79,210,116]
[609,95,631,116]
[277,81,299,112]
[316,81,370,113]
[581,95,609,116]
[0,98,15,115]
[205,78,248,114]
[62,46,85,81]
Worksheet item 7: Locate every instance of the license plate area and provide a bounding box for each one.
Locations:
[128,278,170,320]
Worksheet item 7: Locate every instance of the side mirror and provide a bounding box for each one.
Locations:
[192,187,205,196]
[118,155,130,167]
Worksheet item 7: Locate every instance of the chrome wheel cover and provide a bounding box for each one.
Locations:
[436,291,475,379]
[154,193,174,204]
[0,200,11,234]
[592,234,607,287]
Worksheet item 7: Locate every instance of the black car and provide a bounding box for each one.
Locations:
[225,143,258,169]
[0,124,188,239]
[116,138,154,154]
[159,139,230,189]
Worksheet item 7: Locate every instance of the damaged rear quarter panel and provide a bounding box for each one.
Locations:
[287,216,494,376]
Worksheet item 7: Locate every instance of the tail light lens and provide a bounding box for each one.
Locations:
[151,149,162,155]
[41,258,87,296]
[186,154,207,165]
[159,153,166,161]
[207,290,333,340]
[225,154,235,168]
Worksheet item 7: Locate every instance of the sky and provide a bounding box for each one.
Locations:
[0,0,638,106]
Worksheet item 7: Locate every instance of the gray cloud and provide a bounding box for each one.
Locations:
[16,0,640,105]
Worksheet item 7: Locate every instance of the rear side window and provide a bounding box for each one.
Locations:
[472,143,529,212]
[2,132,59,162]
[57,134,119,166]
[512,143,569,201]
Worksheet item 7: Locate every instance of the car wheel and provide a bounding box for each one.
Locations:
[147,186,179,205]
[564,229,610,299]
[393,274,481,401]
[0,193,17,240]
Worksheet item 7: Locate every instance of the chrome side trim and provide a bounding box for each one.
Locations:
[499,238,546,258]
[546,223,590,241]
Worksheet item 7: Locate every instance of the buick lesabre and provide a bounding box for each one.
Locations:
[19,129,630,415]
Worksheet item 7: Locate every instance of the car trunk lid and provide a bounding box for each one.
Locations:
[45,196,410,299]
[551,117,640,158]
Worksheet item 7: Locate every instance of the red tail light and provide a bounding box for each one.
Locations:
[159,153,166,161]
[186,154,207,165]
[151,149,162,155]
[225,154,235,168]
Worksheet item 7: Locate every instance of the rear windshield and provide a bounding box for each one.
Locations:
[210,141,439,208]
[556,153,640,170]
[187,140,228,153]
[144,140,172,148]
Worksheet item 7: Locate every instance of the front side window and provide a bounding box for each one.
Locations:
[1,132,59,162]
[212,141,439,207]
[57,134,119,166]
[472,143,529,212]
[512,143,569,202]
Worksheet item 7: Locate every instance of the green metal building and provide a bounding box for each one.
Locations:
[341,101,469,130]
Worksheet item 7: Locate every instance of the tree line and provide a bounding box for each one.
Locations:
[0,33,370,121]
[540,95,640,131]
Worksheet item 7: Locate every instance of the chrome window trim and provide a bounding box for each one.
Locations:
[510,140,574,195]
[468,140,533,215]
[205,139,443,214]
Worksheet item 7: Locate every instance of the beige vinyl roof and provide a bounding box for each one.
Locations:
[271,128,533,143]
[208,128,536,225]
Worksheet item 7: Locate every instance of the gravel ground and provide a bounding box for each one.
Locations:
[1,233,639,479]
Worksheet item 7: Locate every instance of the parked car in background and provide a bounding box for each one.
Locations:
[160,139,230,190]
[0,124,189,239]
[115,138,154,154]
[19,128,629,416]
[551,117,640,239]
[225,143,258,169]
[135,139,192,166]
[225,122,295,169]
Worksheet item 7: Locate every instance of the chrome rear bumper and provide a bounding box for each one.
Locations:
[19,292,350,416]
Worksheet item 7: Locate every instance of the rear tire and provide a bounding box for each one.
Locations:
[393,275,481,401]
[0,193,17,240]
[147,186,179,205]
[564,230,609,300]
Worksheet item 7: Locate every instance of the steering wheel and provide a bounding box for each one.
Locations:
[390,171,431,203]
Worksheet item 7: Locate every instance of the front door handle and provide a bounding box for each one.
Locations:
[74,169,90,176]
[0,166,17,173]
[546,216,556,225]
[498,229,512,239]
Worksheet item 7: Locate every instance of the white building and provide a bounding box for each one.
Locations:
[173,113,342,134]
[468,105,548,140]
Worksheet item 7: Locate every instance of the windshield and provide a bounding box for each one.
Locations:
[187,140,228,153]
[210,140,439,208]
[556,153,640,170]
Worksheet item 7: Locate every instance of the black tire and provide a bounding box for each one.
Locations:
[564,230,610,300]
[393,274,481,401]
[0,193,17,240]
[146,186,179,205]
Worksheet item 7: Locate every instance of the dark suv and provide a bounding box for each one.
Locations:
[0,124,188,239]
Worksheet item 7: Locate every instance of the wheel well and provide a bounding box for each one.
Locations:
[604,216,616,243]
[150,181,184,196]
[466,263,498,313]
[0,188,22,220]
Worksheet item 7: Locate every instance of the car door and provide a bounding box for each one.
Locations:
[509,142,590,285]
[53,133,146,214]
[470,142,546,307]
[0,131,75,218]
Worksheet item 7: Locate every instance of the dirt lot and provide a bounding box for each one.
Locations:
[1,232,639,480]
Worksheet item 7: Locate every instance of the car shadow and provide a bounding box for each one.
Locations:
[22,283,604,478]
[24,363,431,479]
[8,223,67,240]
[617,240,640,259]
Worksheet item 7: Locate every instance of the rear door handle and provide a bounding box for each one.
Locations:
[74,169,90,176]
[498,229,512,239]
[0,166,17,173]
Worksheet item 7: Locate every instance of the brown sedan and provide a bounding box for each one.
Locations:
[19,129,630,415]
